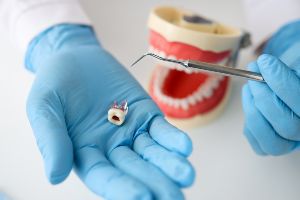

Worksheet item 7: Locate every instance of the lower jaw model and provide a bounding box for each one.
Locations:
[147,6,244,128]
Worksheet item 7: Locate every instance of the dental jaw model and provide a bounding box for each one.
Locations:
[108,101,128,126]
[148,6,244,128]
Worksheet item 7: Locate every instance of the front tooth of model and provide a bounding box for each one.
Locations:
[187,95,197,105]
[154,86,162,99]
[108,108,126,126]
[174,63,183,71]
[165,60,175,69]
[166,55,177,69]
[159,51,166,59]
[202,85,213,98]
[149,46,155,53]
[189,68,199,73]
[185,68,193,74]
[218,75,225,81]
[180,100,189,110]
[210,78,220,89]
[218,58,228,65]
[173,99,180,108]
[166,97,174,106]
[195,89,204,101]
[161,95,169,104]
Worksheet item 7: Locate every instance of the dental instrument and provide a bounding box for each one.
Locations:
[131,53,265,82]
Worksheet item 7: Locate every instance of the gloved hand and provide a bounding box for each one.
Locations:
[25,24,195,200]
[242,20,300,156]
[0,192,9,200]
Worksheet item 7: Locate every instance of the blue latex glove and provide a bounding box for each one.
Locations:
[25,24,195,200]
[242,20,300,156]
[0,193,9,200]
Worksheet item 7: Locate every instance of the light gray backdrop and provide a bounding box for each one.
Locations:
[0,0,300,199]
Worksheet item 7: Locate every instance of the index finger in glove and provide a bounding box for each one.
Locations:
[257,54,300,116]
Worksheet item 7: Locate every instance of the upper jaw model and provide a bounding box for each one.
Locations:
[147,6,245,128]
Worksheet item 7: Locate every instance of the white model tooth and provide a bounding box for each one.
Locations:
[190,68,200,73]
[210,78,220,89]
[168,55,177,60]
[159,50,166,59]
[217,58,229,65]
[165,61,176,69]
[173,63,183,71]
[169,97,176,107]
[165,55,176,69]
[164,96,171,106]
[158,59,166,67]
[108,108,127,126]
[160,95,167,104]
[165,96,173,106]
[187,95,197,106]
[180,65,188,73]
[202,85,213,98]
[149,46,155,53]
[185,68,193,74]
[154,86,162,99]
[218,75,225,81]
[195,90,204,101]
[180,100,189,110]
[173,99,180,109]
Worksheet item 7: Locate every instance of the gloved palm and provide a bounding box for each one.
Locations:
[26,25,194,200]
[242,21,300,156]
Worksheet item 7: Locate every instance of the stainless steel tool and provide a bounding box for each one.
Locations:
[131,53,265,82]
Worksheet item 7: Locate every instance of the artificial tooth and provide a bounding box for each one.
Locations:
[195,90,204,101]
[187,95,197,105]
[164,96,171,105]
[149,46,155,53]
[180,100,189,110]
[202,85,213,98]
[108,108,127,126]
[185,68,193,74]
[173,99,180,109]
[210,78,220,89]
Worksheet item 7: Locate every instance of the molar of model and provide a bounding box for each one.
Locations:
[108,101,128,126]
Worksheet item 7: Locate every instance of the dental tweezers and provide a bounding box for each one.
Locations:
[131,53,265,82]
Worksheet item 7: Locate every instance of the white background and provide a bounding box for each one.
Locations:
[1,0,300,200]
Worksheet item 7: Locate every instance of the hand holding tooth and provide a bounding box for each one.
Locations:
[26,24,195,200]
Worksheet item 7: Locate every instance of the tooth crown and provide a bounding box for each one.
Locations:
[108,101,128,126]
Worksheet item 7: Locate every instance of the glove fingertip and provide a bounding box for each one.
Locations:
[149,117,193,157]
[45,152,73,185]
[179,164,195,188]
[48,172,70,185]
[243,127,267,156]
[247,61,258,72]
[257,54,279,72]
[42,136,74,185]
[168,130,193,157]
[181,136,193,157]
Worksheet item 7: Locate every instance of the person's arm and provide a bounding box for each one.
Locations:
[0,0,90,53]
[0,1,195,199]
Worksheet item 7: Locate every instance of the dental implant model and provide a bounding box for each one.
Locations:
[147,6,248,128]
[108,101,128,126]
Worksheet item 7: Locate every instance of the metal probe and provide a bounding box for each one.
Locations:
[131,53,265,82]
